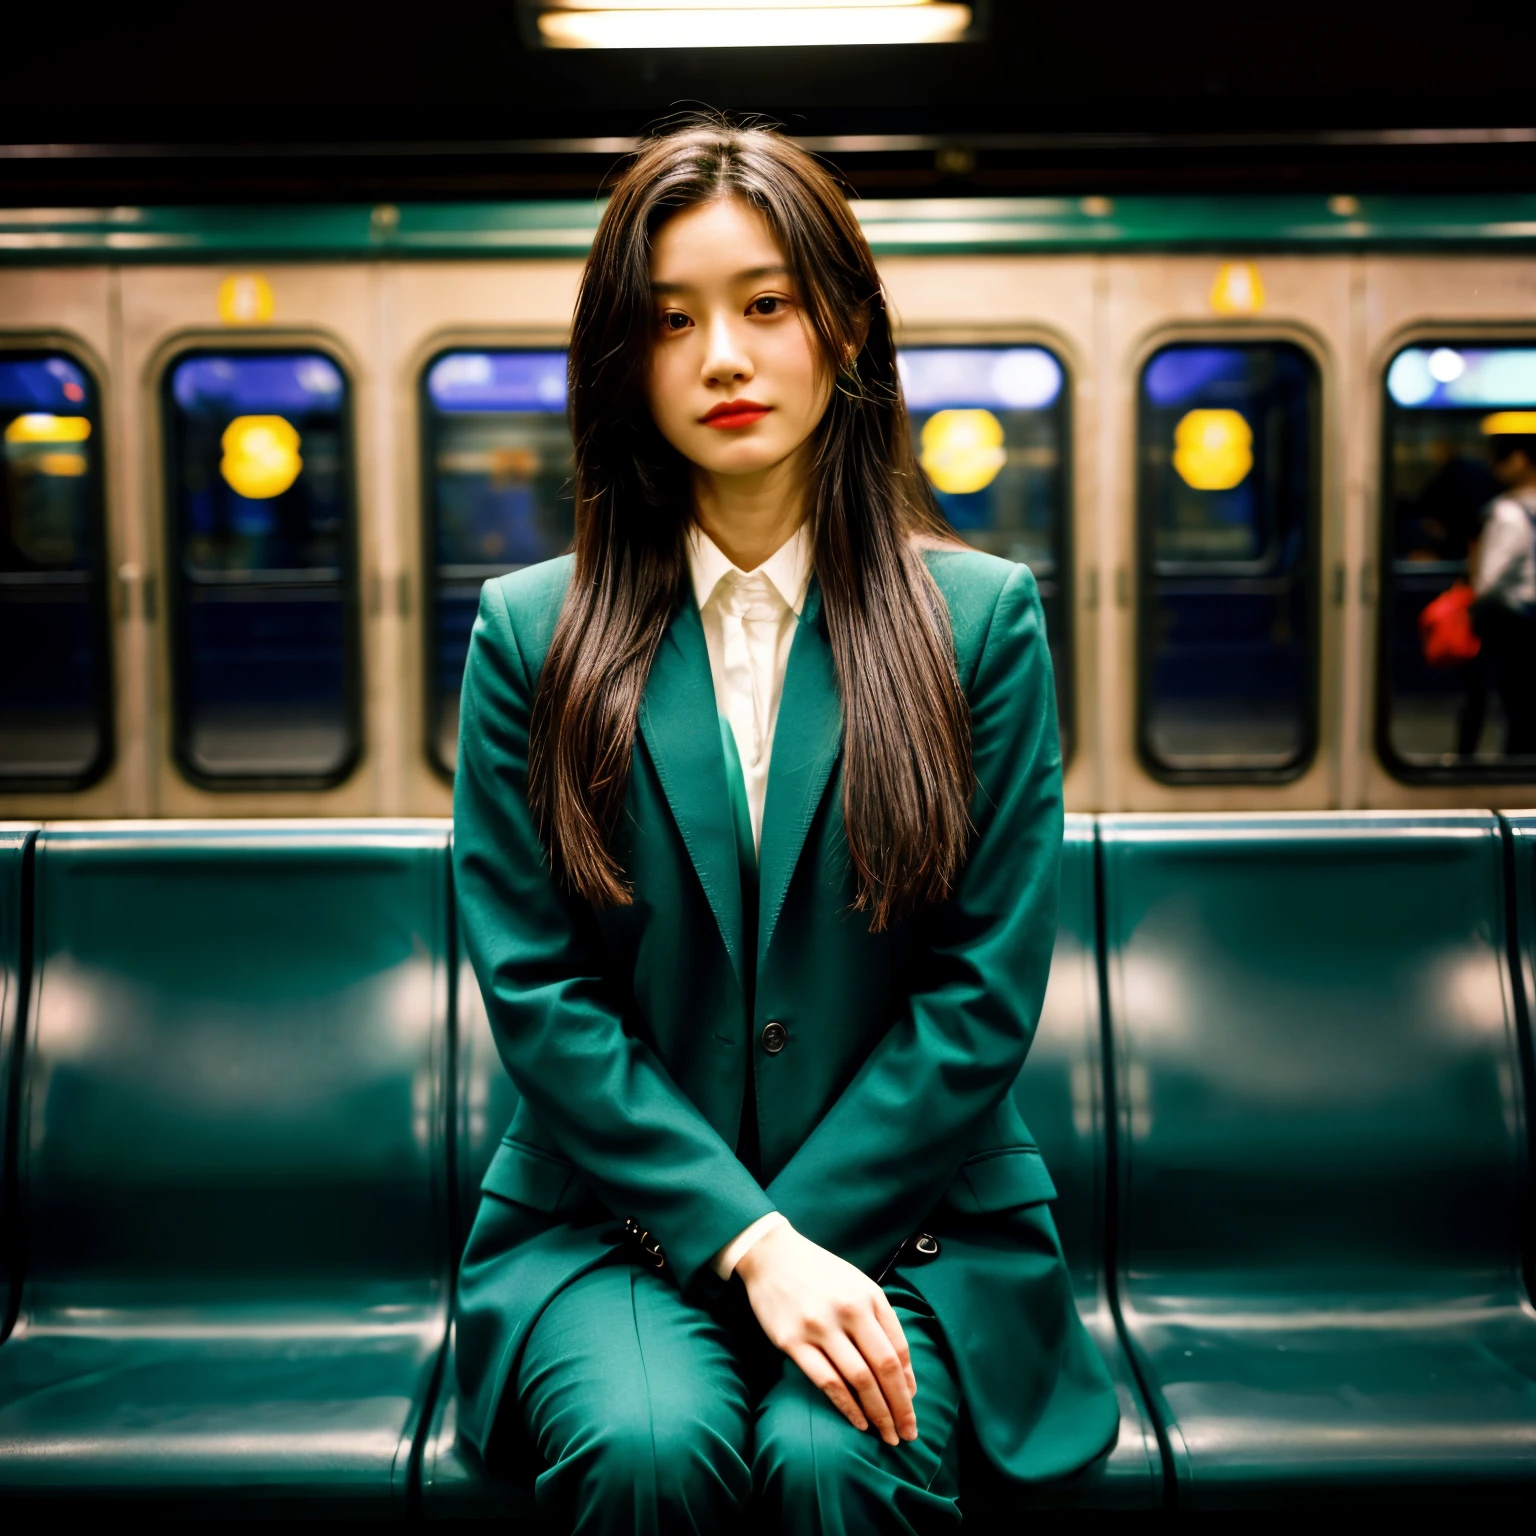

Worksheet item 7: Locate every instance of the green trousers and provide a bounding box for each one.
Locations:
[510,1253,965,1535]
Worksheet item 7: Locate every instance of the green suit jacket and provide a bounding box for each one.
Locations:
[452,547,1119,1485]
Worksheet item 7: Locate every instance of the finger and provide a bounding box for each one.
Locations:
[822,1329,900,1447]
[850,1308,918,1442]
[788,1343,868,1433]
[872,1291,918,1399]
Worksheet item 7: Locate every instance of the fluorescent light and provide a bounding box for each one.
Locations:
[537,3,973,49]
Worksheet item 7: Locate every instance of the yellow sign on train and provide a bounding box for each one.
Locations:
[217,273,275,326]
[1209,262,1265,316]
[221,415,301,499]
[919,408,1007,495]
[1173,408,1253,491]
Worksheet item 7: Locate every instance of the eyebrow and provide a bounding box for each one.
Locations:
[651,264,793,294]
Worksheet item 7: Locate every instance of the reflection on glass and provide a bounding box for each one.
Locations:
[424,351,574,774]
[163,351,357,783]
[0,354,111,785]
[1137,343,1317,776]
[1382,345,1536,774]
[899,346,1072,758]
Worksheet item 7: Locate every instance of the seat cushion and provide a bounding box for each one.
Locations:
[0,1306,444,1507]
[1127,1297,1536,1506]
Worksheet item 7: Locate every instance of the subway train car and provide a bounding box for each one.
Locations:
[4,196,1536,822]
[3,196,1536,1514]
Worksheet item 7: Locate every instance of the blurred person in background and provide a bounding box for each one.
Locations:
[1472,427,1536,756]
[1405,456,1501,756]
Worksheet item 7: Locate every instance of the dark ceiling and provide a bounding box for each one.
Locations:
[3,5,1532,203]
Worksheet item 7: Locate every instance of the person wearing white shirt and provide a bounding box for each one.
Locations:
[1473,429,1536,756]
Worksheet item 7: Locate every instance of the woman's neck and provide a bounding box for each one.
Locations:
[692,450,811,572]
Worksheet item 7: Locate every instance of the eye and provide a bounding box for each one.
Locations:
[659,310,693,332]
[749,295,788,317]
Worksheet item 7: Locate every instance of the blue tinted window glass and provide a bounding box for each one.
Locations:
[424,350,574,774]
[163,351,358,784]
[0,353,112,786]
[1381,343,1536,776]
[900,346,1072,759]
[1137,342,1318,777]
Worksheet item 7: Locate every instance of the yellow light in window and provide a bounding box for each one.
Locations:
[221,415,302,499]
[1481,411,1536,436]
[37,452,88,477]
[1209,262,1265,316]
[217,273,275,326]
[919,408,1006,495]
[4,413,91,444]
[1172,409,1252,491]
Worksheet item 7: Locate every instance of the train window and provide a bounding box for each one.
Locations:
[1381,344,1536,778]
[899,346,1073,759]
[163,351,359,786]
[0,352,112,789]
[422,349,574,775]
[1136,342,1318,779]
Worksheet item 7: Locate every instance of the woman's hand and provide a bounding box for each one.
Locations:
[734,1222,918,1445]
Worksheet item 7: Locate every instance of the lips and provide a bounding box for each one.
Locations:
[699,399,772,429]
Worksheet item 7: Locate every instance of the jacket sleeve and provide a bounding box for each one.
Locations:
[454,579,777,1291]
[764,564,1062,1277]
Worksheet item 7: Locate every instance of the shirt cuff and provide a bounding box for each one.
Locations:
[711,1211,789,1279]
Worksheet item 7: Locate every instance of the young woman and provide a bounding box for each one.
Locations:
[452,121,1118,1533]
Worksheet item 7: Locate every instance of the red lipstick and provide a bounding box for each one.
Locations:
[700,399,772,429]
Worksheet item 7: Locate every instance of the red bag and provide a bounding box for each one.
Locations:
[1418,581,1481,668]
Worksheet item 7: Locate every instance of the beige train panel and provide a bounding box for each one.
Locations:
[388,260,584,815]
[1356,256,1536,809]
[883,255,1101,810]
[0,267,135,819]
[1099,255,1352,812]
[117,265,387,816]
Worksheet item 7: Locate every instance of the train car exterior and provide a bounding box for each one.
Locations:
[2,196,1535,820]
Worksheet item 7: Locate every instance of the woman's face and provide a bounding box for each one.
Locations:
[645,195,832,485]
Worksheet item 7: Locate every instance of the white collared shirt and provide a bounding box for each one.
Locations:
[686,520,813,854]
[685,520,811,1279]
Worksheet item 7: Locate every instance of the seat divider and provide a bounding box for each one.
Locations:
[1,829,37,1348]
[1497,813,1536,1307]
[1093,821,1179,1509]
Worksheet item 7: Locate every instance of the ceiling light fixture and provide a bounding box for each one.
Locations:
[532,1,975,49]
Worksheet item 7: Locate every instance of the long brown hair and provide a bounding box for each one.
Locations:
[529,119,972,930]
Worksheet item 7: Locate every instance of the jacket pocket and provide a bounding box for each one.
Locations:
[480,1138,580,1213]
[946,1146,1058,1214]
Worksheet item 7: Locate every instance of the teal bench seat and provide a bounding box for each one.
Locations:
[1102,813,1536,1507]
[420,817,1163,1518]
[0,824,453,1512]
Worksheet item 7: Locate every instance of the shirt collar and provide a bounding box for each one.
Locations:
[686,520,813,617]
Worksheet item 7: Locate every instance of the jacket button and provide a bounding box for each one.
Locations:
[760,1020,787,1054]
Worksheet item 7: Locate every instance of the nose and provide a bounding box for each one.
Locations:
[701,311,753,390]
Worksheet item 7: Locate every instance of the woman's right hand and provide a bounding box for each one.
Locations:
[734,1222,918,1445]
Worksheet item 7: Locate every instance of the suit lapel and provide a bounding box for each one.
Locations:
[757,581,842,969]
[638,598,746,988]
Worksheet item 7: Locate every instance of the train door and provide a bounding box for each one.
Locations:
[0,267,133,818]
[881,255,1098,813]
[1101,255,1349,812]
[1359,257,1536,810]
[391,258,584,816]
[119,265,384,815]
